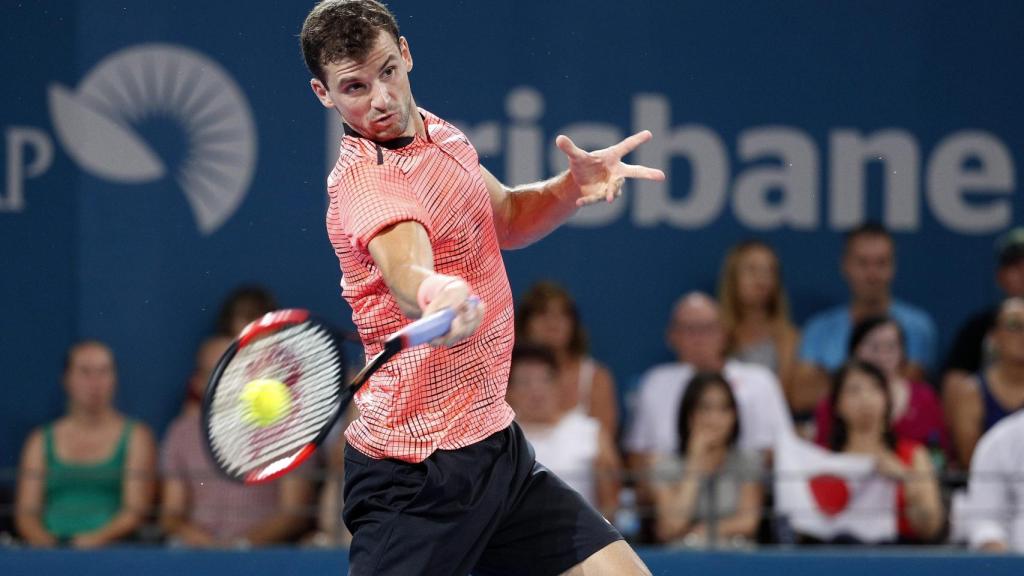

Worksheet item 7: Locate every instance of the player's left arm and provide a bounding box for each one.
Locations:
[482,130,665,249]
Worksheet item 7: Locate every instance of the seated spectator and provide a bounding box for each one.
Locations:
[945,297,1024,468]
[717,240,800,391]
[651,373,763,545]
[160,336,314,547]
[963,409,1024,552]
[506,345,619,518]
[15,341,156,547]
[626,293,792,469]
[826,360,944,542]
[306,406,357,549]
[793,223,937,417]
[815,317,950,465]
[943,228,1024,402]
[216,285,278,338]
[516,281,619,439]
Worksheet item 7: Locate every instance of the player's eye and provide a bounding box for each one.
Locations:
[382,66,396,79]
[343,83,365,95]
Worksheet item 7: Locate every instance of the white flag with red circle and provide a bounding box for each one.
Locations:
[774,434,896,543]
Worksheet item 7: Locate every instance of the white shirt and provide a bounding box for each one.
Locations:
[521,411,600,507]
[965,410,1024,551]
[625,360,794,456]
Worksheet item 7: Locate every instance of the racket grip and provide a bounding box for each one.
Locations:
[398,296,480,347]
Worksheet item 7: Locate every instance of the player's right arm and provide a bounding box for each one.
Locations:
[368,221,483,346]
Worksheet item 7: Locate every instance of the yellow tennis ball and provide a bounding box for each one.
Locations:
[240,379,292,427]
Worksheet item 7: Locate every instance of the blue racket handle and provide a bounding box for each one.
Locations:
[395,296,481,347]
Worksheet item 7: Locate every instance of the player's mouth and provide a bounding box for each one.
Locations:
[373,112,397,126]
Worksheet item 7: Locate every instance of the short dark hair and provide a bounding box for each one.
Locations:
[300,0,401,83]
[676,372,741,455]
[843,221,892,254]
[828,360,896,452]
[509,344,559,378]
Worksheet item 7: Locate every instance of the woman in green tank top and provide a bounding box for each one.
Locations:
[15,340,156,547]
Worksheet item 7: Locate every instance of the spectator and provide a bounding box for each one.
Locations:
[651,373,763,545]
[792,223,938,416]
[943,228,1024,396]
[963,409,1024,552]
[827,360,944,542]
[15,341,156,548]
[160,336,314,547]
[216,285,278,338]
[717,240,800,392]
[626,293,792,478]
[815,317,950,465]
[515,281,619,439]
[944,297,1024,468]
[506,345,619,518]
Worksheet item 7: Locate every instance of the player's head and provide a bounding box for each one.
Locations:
[842,222,895,305]
[506,344,561,425]
[63,340,117,415]
[302,0,417,142]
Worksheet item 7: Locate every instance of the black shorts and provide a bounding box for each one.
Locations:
[342,422,622,576]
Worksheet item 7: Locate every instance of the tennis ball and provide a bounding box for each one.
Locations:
[240,378,292,427]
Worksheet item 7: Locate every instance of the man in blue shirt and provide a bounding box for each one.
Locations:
[791,223,937,416]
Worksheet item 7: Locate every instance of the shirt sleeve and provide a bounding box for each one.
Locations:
[966,426,1011,549]
[330,161,433,252]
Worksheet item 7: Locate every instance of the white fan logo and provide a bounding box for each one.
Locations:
[48,43,257,234]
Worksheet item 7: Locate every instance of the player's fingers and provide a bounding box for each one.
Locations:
[609,130,653,157]
[621,163,666,181]
[555,134,588,160]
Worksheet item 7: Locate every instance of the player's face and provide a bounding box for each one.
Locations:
[64,344,117,414]
[311,31,416,142]
[843,235,895,303]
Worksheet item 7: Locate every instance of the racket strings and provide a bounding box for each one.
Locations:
[207,322,343,477]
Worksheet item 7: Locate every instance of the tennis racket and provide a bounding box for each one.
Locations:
[201,300,475,484]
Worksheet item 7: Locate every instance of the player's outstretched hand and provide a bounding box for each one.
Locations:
[555,130,666,207]
[422,279,485,347]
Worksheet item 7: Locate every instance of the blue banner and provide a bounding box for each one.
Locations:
[2,0,1022,466]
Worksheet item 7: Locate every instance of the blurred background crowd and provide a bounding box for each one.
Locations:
[4,223,1024,553]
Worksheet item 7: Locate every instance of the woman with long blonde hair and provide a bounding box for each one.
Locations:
[717,240,800,391]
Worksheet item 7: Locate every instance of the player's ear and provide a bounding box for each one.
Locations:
[310,78,335,109]
[399,36,413,72]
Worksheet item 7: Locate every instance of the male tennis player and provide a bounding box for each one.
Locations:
[301,2,663,574]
